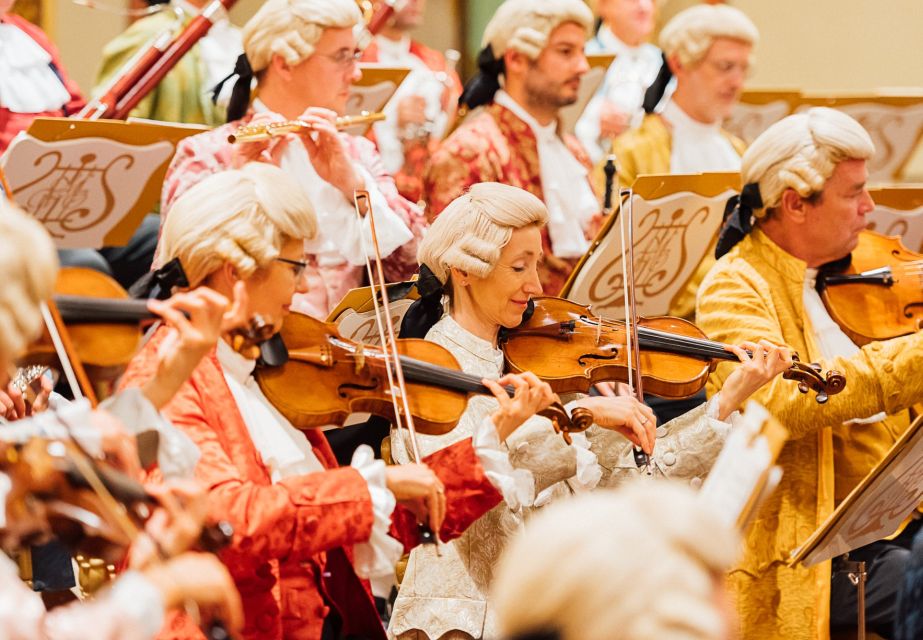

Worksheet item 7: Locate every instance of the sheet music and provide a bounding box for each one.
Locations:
[792,414,923,567]
[699,402,787,531]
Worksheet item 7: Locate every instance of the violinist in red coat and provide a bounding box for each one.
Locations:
[120,162,557,640]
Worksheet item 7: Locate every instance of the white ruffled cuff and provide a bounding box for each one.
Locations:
[350,445,404,598]
[108,570,166,640]
[565,431,603,492]
[473,416,535,511]
[705,393,735,439]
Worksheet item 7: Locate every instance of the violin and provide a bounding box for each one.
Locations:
[817,230,923,346]
[501,297,847,403]
[19,267,272,387]
[255,311,594,443]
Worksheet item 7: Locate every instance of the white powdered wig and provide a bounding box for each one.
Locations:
[482,0,594,60]
[744,107,875,217]
[0,199,58,361]
[417,182,548,284]
[493,483,739,640]
[243,0,362,73]
[659,4,759,67]
[159,163,317,287]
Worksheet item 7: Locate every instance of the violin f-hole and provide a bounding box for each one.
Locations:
[577,346,619,366]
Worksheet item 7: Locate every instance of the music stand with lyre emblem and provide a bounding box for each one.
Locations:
[867,185,923,252]
[796,93,923,182]
[560,172,741,320]
[345,65,411,135]
[724,89,802,144]
[559,53,616,135]
[0,117,202,249]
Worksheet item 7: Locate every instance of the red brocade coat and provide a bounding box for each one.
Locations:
[0,14,84,153]
[119,327,502,640]
[423,102,596,296]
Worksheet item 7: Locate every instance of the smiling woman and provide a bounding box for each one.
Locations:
[389,182,792,640]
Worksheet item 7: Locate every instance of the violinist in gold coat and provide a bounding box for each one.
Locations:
[697,108,923,640]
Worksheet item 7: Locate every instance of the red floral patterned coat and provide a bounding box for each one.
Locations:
[423,103,596,295]
[119,327,502,640]
[0,14,84,153]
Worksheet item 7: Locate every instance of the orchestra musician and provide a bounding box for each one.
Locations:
[696,107,923,639]
[608,3,756,321]
[120,163,557,640]
[158,0,426,320]
[0,197,244,640]
[423,0,600,295]
[575,0,661,164]
[359,0,462,204]
[94,0,243,126]
[388,182,792,640]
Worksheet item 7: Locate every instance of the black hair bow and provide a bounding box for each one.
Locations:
[399,264,446,339]
[715,182,763,259]
[642,51,673,114]
[457,44,505,112]
[128,258,189,300]
[212,53,254,123]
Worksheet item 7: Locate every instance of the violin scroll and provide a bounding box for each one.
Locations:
[538,402,594,445]
[782,356,847,404]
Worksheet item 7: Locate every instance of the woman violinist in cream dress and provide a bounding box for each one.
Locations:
[388,183,792,640]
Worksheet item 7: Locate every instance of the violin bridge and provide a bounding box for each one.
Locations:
[354,344,366,374]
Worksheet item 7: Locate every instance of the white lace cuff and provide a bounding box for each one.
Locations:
[566,431,603,493]
[705,393,735,439]
[108,570,166,640]
[350,445,404,598]
[473,416,535,511]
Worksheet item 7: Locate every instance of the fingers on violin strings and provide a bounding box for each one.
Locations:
[482,378,513,409]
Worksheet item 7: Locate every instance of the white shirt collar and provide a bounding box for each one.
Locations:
[374,34,413,61]
[662,97,722,134]
[596,24,644,59]
[216,338,256,382]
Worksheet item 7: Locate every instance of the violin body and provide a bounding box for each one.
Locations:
[502,297,713,399]
[503,297,846,403]
[819,230,923,345]
[256,312,469,435]
[21,268,145,376]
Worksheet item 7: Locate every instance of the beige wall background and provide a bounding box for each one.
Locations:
[52,0,923,94]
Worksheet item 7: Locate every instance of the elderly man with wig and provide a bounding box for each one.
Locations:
[607,3,756,321]
[423,0,599,295]
[697,108,923,639]
[158,0,425,319]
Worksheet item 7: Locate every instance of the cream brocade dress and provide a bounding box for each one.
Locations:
[388,315,735,640]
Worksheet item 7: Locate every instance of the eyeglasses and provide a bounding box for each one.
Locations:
[275,257,309,279]
[316,48,362,70]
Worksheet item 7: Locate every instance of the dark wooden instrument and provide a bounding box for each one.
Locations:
[501,297,847,403]
[818,230,923,346]
[255,311,594,441]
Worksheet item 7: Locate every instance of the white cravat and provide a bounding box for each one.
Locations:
[803,269,886,424]
[0,23,70,113]
[661,98,741,174]
[252,100,413,268]
[217,339,326,481]
[494,91,597,259]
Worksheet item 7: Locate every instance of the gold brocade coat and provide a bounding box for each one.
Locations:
[605,114,747,320]
[696,228,923,640]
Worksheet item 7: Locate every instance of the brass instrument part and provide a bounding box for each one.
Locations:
[228,111,387,144]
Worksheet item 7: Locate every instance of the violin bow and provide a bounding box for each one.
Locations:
[353,190,441,548]
[615,167,651,472]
